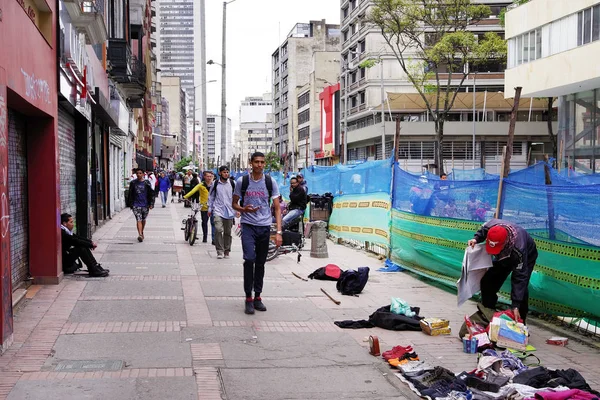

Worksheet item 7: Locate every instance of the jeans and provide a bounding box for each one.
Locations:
[210,214,215,243]
[201,211,209,242]
[282,208,304,229]
[241,224,270,298]
[214,216,233,254]
[160,190,168,206]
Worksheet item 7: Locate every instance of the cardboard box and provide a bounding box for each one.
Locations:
[420,319,451,336]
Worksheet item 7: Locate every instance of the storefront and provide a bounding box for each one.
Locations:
[0,0,60,351]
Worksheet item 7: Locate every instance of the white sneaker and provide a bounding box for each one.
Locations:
[217,253,224,259]
[224,253,230,259]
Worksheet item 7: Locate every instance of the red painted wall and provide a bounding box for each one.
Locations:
[0,0,60,348]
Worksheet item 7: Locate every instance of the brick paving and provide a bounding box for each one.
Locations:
[0,201,599,399]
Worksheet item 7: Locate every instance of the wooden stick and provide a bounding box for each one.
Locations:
[494,146,507,219]
[321,288,341,305]
[292,272,308,281]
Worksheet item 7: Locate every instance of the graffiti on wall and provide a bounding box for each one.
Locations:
[21,68,50,105]
[0,87,13,343]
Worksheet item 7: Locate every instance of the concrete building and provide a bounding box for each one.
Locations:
[272,20,341,168]
[505,0,600,173]
[239,95,274,165]
[206,114,232,167]
[158,0,196,119]
[340,0,510,162]
[162,77,188,159]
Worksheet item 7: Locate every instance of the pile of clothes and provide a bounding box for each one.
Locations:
[385,346,599,400]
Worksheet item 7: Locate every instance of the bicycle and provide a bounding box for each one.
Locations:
[182,201,200,246]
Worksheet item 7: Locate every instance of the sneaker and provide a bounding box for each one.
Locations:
[244,300,255,315]
[407,366,456,392]
[217,253,224,259]
[224,252,230,259]
[388,352,419,367]
[89,269,109,278]
[382,345,413,361]
[162,205,166,208]
[137,235,143,242]
[253,298,267,312]
[399,361,435,374]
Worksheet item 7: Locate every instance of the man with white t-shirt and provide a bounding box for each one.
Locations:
[233,152,282,315]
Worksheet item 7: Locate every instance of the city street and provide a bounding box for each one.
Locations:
[1,201,599,400]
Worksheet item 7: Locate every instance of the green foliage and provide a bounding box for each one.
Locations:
[174,156,195,172]
[359,58,379,69]
[265,151,282,172]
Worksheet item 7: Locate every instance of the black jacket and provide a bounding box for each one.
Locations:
[288,186,307,211]
[473,219,538,309]
[127,179,155,208]
[61,229,92,271]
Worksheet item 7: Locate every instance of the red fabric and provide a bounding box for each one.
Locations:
[325,264,342,279]
[534,389,599,400]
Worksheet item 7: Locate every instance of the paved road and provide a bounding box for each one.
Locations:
[1,198,599,399]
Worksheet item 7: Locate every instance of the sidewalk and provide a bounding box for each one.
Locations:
[1,200,599,399]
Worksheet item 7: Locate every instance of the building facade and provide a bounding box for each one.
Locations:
[205,114,232,167]
[340,0,510,161]
[315,84,342,165]
[161,76,187,160]
[272,20,341,168]
[239,95,274,165]
[505,0,600,173]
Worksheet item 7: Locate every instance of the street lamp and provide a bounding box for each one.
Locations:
[192,79,217,166]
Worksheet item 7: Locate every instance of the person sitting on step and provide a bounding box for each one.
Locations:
[60,213,109,277]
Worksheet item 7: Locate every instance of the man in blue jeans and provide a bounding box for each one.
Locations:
[233,152,282,315]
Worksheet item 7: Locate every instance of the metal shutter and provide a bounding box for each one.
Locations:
[8,109,29,286]
[58,107,77,224]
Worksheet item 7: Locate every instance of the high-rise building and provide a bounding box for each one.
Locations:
[206,114,232,167]
[272,20,341,166]
[505,0,600,173]
[239,94,274,164]
[158,0,195,118]
[162,76,188,159]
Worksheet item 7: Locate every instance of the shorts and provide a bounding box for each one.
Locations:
[132,206,149,221]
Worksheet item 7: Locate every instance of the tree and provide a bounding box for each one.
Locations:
[369,0,507,173]
[174,156,194,172]
[265,151,282,172]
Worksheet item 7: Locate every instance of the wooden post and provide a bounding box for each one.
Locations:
[394,118,401,162]
[494,146,507,219]
[527,146,532,166]
[558,139,564,173]
[504,87,522,177]
[544,154,556,240]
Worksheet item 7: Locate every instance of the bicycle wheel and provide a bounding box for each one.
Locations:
[189,221,197,246]
[266,241,279,262]
[184,218,191,241]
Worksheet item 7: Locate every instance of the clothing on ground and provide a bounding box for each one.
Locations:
[234,174,280,227]
[535,389,599,400]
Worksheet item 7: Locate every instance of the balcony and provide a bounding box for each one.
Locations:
[62,0,107,45]
[107,39,147,107]
[151,21,156,33]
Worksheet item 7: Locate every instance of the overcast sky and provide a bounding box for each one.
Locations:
[201,0,340,130]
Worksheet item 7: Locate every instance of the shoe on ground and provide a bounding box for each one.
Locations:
[253,298,267,312]
[382,345,413,361]
[407,366,457,392]
[162,205,166,208]
[137,235,143,242]
[217,253,224,259]
[89,268,109,278]
[97,264,110,273]
[399,361,434,374]
[202,239,208,243]
[244,300,255,315]
[388,353,419,367]
[224,252,230,259]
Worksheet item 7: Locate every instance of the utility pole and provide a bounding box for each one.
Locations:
[200,0,207,168]
[380,58,386,160]
[343,66,348,164]
[220,1,236,164]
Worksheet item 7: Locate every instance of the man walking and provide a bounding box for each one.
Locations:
[128,168,155,242]
[61,213,109,277]
[157,171,171,207]
[233,152,282,315]
[209,166,235,259]
[203,171,216,244]
[282,177,307,229]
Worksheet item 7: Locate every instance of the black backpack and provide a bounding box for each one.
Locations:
[210,178,235,199]
[336,267,370,296]
[240,174,273,206]
[308,264,342,281]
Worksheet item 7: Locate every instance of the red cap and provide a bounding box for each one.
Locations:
[486,225,508,255]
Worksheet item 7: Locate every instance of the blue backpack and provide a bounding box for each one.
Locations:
[336,267,370,296]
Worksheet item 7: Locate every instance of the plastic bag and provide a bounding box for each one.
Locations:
[390,297,415,317]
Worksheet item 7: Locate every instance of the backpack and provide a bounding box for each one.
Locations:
[308,264,342,281]
[336,267,370,296]
[211,178,235,199]
[240,174,273,207]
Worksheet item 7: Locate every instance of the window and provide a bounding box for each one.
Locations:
[359,91,365,105]
[350,0,356,10]
[274,83,279,94]
[282,92,288,103]
[298,126,310,140]
[298,109,310,125]
[282,60,288,71]
[342,6,348,19]
[343,30,348,42]
[594,5,600,41]
[282,76,288,87]
[359,39,366,53]
[297,92,310,108]
[578,5,600,45]
[282,108,288,119]
[275,113,280,123]
[360,67,366,79]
